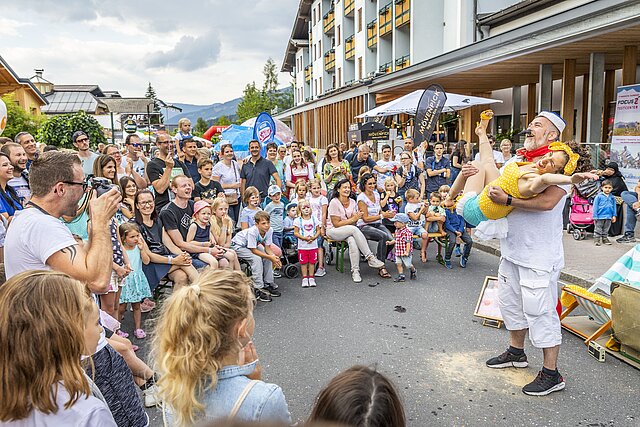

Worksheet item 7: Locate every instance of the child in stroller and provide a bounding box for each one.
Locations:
[281,202,300,278]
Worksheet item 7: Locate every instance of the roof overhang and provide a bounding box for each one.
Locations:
[281,0,313,73]
[0,55,48,105]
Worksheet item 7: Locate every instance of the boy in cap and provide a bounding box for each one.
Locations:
[264,185,285,248]
[386,213,417,282]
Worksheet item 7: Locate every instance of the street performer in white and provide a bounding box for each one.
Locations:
[463,111,584,396]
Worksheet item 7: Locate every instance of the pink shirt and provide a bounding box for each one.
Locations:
[326,198,357,231]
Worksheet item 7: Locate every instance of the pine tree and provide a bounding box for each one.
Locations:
[145,82,164,124]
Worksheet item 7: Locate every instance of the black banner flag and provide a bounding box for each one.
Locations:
[412,84,447,146]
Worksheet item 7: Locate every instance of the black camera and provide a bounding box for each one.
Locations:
[88,176,117,197]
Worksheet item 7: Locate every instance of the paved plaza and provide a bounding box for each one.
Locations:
[135,244,639,427]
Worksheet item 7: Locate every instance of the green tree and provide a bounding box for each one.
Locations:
[145,82,164,124]
[236,82,268,123]
[215,115,231,126]
[1,94,42,139]
[194,117,209,136]
[38,110,106,149]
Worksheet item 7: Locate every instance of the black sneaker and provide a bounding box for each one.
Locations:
[409,268,417,280]
[264,284,281,297]
[486,349,528,369]
[522,370,565,396]
[255,288,272,302]
[616,234,636,243]
[273,269,282,278]
[394,274,406,282]
[602,237,612,245]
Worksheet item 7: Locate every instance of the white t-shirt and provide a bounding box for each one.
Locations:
[356,192,381,226]
[376,159,398,189]
[474,150,504,165]
[2,382,116,427]
[404,201,425,227]
[8,175,31,202]
[79,151,100,177]
[121,156,146,177]
[500,155,568,272]
[212,160,241,197]
[295,216,319,249]
[309,195,328,225]
[4,208,77,279]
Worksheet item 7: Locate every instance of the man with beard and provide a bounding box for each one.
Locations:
[1,143,30,203]
[14,132,38,170]
[467,111,572,396]
[4,151,121,293]
[146,133,192,213]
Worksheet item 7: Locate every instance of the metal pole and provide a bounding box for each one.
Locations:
[110,112,115,144]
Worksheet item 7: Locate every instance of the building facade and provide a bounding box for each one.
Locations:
[280,0,640,149]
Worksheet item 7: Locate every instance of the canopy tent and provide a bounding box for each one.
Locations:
[213,124,285,159]
[356,90,502,118]
[241,116,295,144]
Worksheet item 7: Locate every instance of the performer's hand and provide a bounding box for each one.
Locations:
[487,186,509,205]
[461,162,479,178]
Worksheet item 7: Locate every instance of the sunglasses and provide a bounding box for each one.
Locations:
[62,181,88,191]
[75,138,89,143]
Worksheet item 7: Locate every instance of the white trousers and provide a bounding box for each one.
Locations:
[497,258,562,348]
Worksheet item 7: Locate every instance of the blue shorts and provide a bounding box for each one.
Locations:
[427,222,440,233]
[461,193,488,227]
[408,226,427,237]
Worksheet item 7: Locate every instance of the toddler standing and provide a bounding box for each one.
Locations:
[593,179,617,246]
[265,185,286,247]
[387,213,416,282]
[294,199,321,288]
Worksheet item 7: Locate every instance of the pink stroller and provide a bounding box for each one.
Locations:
[567,190,594,240]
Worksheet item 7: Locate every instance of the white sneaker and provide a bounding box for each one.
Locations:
[309,278,317,287]
[352,270,362,283]
[144,384,159,408]
[367,256,385,269]
[315,267,327,277]
[301,278,309,288]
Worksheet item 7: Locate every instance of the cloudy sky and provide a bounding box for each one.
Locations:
[1,0,299,104]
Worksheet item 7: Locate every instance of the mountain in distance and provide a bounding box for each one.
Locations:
[164,97,241,125]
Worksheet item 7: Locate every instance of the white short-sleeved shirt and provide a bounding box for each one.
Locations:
[231,226,273,249]
[376,159,398,189]
[4,208,77,279]
[405,201,425,228]
[295,216,319,250]
[212,160,241,197]
[356,192,382,226]
[309,195,328,225]
[474,150,504,165]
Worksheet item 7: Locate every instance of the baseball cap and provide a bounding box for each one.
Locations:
[268,185,282,197]
[391,213,410,224]
[537,111,566,134]
[72,131,88,143]
[193,200,211,217]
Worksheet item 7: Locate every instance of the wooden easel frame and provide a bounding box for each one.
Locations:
[474,276,504,328]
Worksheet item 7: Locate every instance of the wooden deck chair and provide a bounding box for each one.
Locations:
[560,282,612,346]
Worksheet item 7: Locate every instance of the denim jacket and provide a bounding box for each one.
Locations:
[165,361,291,425]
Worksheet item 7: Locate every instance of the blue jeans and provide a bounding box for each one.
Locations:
[272,231,283,248]
[621,191,638,236]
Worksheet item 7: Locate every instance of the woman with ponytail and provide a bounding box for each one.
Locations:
[152,269,291,426]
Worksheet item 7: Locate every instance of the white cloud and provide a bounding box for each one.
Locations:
[1,0,299,104]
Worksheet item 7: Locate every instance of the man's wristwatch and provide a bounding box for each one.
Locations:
[506,194,513,206]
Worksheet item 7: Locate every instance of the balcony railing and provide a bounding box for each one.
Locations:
[395,0,410,28]
[324,49,336,71]
[367,20,378,48]
[323,8,335,33]
[379,61,392,74]
[395,55,410,70]
[344,0,355,16]
[345,35,355,60]
[379,3,392,37]
[305,65,313,82]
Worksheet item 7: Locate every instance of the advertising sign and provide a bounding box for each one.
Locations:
[413,84,447,145]
[253,112,276,144]
[610,84,640,188]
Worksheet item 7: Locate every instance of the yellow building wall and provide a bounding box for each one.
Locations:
[10,87,43,115]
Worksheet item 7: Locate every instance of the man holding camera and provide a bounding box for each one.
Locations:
[4,151,121,293]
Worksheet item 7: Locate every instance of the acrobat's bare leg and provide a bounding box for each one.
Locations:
[476,110,500,183]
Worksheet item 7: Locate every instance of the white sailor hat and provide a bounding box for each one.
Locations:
[537,111,566,134]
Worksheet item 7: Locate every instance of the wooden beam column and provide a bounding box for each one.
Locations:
[580,74,589,142]
[561,59,576,141]
[622,45,638,85]
[603,70,615,144]
[527,83,536,125]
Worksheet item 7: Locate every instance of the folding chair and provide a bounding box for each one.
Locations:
[324,238,348,273]
[560,282,612,346]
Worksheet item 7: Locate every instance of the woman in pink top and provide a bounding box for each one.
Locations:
[325,179,386,283]
[285,149,314,199]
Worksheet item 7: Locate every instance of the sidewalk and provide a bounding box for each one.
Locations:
[473,232,635,286]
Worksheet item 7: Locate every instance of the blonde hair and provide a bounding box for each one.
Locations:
[405,189,420,200]
[210,198,233,239]
[383,177,397,190]
[297,199,312,217]
[178,118,191,129]
[294,180,308,199]
[357,166,371,185]
[242,186,260,206]
[438,185,450,194]
[0,270,92,421]
[308,178,322,191]
[152,270,254,427]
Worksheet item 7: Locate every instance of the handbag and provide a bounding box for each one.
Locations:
[225,161,240,205]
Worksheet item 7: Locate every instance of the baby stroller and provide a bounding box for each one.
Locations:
[567,188,595,240]
[281,232,300,278]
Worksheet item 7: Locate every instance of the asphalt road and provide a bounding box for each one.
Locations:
[128,245,639,427]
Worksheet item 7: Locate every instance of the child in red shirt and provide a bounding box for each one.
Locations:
[387,213,416,282]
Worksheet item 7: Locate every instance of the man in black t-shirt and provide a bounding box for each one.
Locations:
[146,134,192,213]
[193,158,224,202]
[347,144,390,181]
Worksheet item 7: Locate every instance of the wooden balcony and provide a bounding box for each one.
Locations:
[367,20,378,49]
[324,49,336,71]
[379,61,392,74]
[323,8,335,34]
[305,65,312,82]
[345,35,355,60]
[395,0,410,28]
[379,3,392,37]
[395,55,410,70]
[344,0,355,17]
